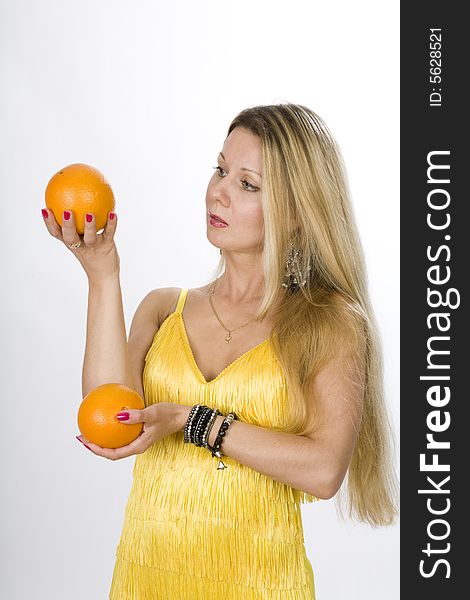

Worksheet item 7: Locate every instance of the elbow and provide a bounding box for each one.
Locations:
[307,485,337,501]
[305,471,345,500]
[318,483,340,500]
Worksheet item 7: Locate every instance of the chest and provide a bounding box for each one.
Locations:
[143,314,293,430]
[181,315,272,383]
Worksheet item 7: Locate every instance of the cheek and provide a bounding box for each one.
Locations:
[236,202,264,232]
[250,202,264,225]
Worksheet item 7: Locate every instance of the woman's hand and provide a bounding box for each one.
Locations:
[41,208,120,283]
[76,402,186,460]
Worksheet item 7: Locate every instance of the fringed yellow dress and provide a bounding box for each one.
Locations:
[109,288,320,599]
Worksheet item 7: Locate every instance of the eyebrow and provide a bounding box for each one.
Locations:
[218,152,261,177]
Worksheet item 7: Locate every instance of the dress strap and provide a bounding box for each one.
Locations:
[175,288,188,314]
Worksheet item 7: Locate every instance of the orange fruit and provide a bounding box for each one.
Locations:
[45,163,115,234]
[77,383,145,449]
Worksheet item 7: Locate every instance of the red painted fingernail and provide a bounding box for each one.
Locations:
[116,412,129,421]
[41,209,48,218]
[64,210,71,221]
[109,212,115,220]
[86,213,93,223]
[76,435,91,450]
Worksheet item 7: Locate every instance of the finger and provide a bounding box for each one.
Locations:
[61,210,82,248]
[76,435,95,451]
[78,430,151,460]
[77,436,109,457]
[102,211,117,241]
[115,407,146,424]
[108,431,151,459]
[82,212,98,247]
[41,208,65,241]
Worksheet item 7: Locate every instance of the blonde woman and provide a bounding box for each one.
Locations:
[42,103,399,599]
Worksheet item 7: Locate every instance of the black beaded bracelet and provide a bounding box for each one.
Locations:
[183,404,239,470]
[193,407,215,446]
[207,412,238,470]
[183,404,204,443]
[202,408,221,447]
[184,405,214,444]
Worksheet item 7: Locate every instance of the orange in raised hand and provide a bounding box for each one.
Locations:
[77,383,145,449]
[45,163,115,234]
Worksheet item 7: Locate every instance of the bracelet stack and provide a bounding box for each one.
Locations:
[183,404,238,470]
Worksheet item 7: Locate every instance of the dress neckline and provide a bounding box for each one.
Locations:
[176,312,271,385]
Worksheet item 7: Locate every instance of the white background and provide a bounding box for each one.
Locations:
[0,1,400,598]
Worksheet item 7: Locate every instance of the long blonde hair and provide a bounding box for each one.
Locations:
[209,103,399,527]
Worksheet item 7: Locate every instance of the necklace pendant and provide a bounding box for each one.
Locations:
[217,459,227,470]
[225,331,232,343]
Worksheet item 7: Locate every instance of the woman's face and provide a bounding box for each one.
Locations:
[206,126,264,253]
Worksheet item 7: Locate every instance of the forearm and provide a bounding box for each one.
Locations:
[82,275,133,397]
[175,405,331,499]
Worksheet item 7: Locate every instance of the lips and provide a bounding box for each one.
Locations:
[209,211,228,225]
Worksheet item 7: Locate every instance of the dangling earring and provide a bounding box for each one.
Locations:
[281,242,312,291]
[219,249,223,255]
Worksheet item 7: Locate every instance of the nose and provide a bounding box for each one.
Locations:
[209,175,230,207]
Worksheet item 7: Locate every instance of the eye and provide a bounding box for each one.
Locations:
[213,166,259,192]
[241,179,258,192]
[213,165,227,177]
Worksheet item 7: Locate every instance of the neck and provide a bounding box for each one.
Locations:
[214,251,265,303]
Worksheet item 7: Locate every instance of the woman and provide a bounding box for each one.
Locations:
[42,103,399,599]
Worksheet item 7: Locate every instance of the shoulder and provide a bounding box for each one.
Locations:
[141,287,184,328]
[141,285,212,326]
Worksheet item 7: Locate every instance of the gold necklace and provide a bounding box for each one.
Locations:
[209,279,259,343]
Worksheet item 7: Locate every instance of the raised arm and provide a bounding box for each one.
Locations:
[82,276,134,397]
[41,205,168,399]
[84,284,181,399]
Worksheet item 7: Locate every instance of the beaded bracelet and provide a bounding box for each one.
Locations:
[207,412,239,470]
[183,404,202,443]
[183,404,238,470]
[201,408,221,447]
[184,405,218,445]
[194,407,220,446]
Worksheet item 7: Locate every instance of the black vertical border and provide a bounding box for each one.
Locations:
[401,3,466,596]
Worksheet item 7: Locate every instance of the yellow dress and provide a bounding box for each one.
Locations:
[109,288,320,599]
